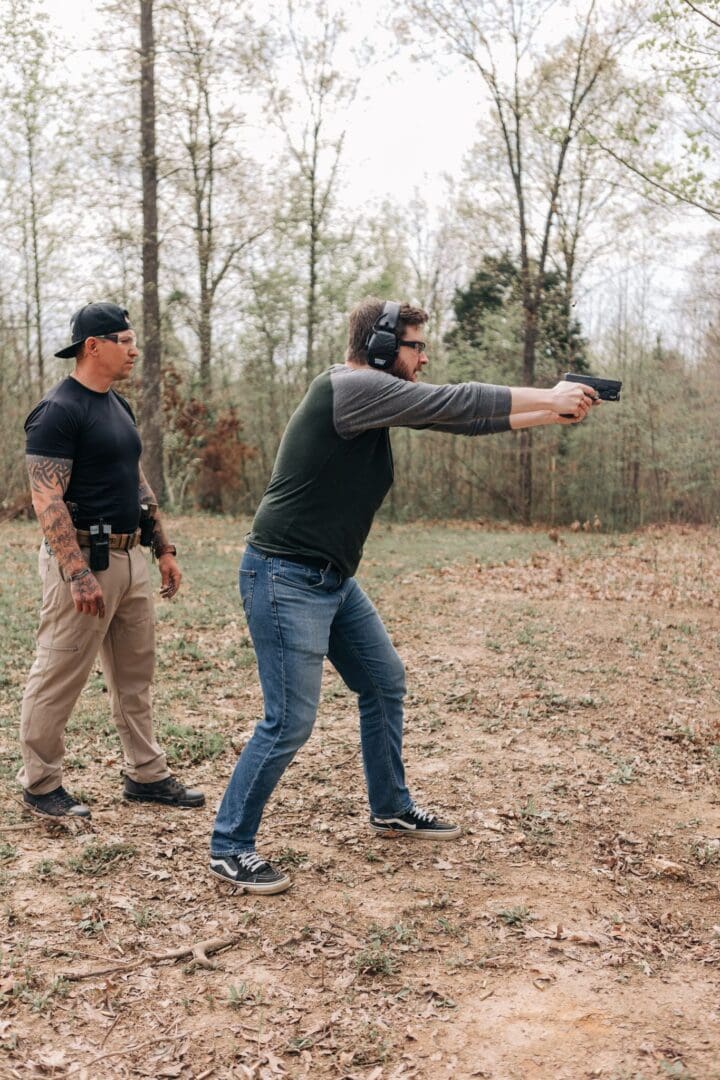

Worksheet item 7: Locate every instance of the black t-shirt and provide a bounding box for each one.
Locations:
[25,377,143,533]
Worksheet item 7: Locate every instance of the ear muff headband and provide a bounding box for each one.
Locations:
[365,301,400,370]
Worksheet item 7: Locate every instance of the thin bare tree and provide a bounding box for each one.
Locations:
[405,0,646,520]
[139,0,165,501]
[265,0,359,386]
[161,0,270,387]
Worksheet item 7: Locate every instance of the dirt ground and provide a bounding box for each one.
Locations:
[1,520,719,1079]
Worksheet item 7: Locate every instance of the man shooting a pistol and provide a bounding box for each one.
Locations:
[209,296,599,895]
[19,302,204,819]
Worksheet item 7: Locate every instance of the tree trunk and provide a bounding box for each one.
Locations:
[24,125,44,393]
[28,165,44,392]
[199,280,212,387]
[139,0,165,502]
[519,297,539,524]
[21,218,33,400]
[305,163,319,388]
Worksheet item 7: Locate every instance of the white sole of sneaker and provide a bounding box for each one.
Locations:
[369,824,462,840]
[208,866,292,895]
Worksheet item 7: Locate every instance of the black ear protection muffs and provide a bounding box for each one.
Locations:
[365,301,400,370]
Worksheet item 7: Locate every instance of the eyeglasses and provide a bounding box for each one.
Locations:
[399,340,426,354]
[96,333,138,347]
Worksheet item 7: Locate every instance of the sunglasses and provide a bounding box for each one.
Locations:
[399,340,426,354]
[96,333,138,346]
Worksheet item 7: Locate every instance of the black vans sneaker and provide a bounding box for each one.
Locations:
[123,775,205,808]
[23,786,91,819]
[369,804,461,840]
[209,852,292,895]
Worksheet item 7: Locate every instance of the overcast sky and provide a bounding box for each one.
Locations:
[43,0,481,211]
[40,0,712,347]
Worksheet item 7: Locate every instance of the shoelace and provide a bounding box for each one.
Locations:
[238,852,269,874]
[409,805,436,824]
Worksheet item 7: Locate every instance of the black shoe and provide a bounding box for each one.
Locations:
[209,852,292,895]
[123,775,205,808]
[369,803,461,840]
[23,786,91,819]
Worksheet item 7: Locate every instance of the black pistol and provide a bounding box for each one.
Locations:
[139,504,155,547]
[561,372,622,418]
[563,372,622,401]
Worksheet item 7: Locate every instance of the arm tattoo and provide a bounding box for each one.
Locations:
[27,455,85,577]
[37,498,86,576]
[27,454,72,497]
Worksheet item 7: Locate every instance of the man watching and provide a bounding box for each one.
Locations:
[19,302,204,819]
[209,297,597,894]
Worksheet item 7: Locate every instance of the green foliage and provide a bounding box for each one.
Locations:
[637,0,720,216]
[157,721,225,765]
[33,859,55,881]
[226,981,265,1008]
[445,254,588,384]
[350,1023,395,1067]
[67,843,136,877]
[77,917,105,936]
[1,967,69,1016]
[354,941,398,976]
[274,847,309,869]
[691,840,720,867]
[497,905,531,927]
[131,905,157,929]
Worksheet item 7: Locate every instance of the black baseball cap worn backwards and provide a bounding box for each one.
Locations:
[55,302,132,359]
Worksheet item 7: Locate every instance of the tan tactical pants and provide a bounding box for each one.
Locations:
[19,543,169,794]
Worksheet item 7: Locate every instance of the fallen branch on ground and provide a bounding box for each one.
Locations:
[60,933,244,981]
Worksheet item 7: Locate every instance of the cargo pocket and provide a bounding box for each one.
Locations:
[36,553,96,653]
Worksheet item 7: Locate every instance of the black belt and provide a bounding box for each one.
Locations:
[274,551,341,575]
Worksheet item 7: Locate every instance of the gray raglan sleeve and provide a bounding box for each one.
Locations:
[331,368,513,439]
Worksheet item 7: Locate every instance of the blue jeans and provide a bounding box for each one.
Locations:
[211,544,411,855]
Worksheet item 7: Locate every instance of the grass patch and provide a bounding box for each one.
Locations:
[67,842,136,877]
[33,860,55,881]
[77,917,106,936]
[1,971,70,1016]
[0,844,17,863]
[226,982,265,1008]
[131,904,157,929]
[0,748,23,781]
[354,923,414,976]
[608,761,636,785]
[275,847,309,869]
[156,721,225,764]
[360,520,610,583]
[355,942,398,976]
[497,905,531,927]
[351,1023,395,1066]
[691,840,720,867]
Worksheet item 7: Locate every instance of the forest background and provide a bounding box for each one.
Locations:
[1,0,719,531]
